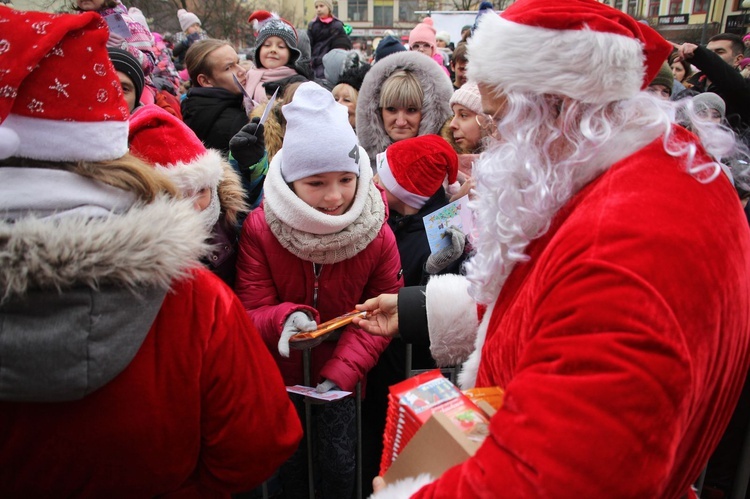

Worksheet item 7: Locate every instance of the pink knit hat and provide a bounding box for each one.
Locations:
[409,17,437,49]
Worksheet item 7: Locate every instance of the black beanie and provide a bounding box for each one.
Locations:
[375,35,406,63]
[108,48,145,107]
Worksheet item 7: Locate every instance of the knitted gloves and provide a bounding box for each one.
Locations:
[229,117,266,168]
[425,226,466,274]
[278,311,317,357]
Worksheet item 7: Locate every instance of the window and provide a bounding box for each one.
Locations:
[349,0,368,21]
[374,0,393,26]
[670,0,683,14]
[627,0,638,15]
[614,0,624,11]
[399,0,419,22]
[649,0,660,16]
[692,0,709,13]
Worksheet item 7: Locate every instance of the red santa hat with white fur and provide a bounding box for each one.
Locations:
[467,0,672,104]
[0,6,130,162]
[128,105,224,194]
[376,134,458,210]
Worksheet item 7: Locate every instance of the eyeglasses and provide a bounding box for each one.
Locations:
[475,110,501,137]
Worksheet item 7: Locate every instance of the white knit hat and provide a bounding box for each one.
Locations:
[177,9,201,33]
[128,7,149,30]
[280,82,361,183]
[449,82,482,115]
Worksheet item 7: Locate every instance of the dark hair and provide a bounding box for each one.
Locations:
[708,33,744,57]
[452,42,468,65]
[668,52,693,81]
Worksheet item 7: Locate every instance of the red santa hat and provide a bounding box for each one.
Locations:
[467,0,673,104]
[0,6,130,161]
[128,105,223,193]
[376,135,458,210]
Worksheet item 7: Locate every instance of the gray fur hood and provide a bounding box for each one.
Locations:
[0,185,210,402]
[356,51,454,164]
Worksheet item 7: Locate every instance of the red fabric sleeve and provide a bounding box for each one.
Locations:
[196,275,303,491]
[320,226,403,391]
[413,259,692,497]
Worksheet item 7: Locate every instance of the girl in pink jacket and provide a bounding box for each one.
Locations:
[235,82,402,498]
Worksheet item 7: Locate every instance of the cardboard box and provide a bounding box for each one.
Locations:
[383,401,496,484]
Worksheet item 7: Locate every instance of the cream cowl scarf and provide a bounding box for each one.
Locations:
[263,146,385,265]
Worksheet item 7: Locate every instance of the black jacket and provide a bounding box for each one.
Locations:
[308,17,351,79]
[181,87,247,156]
[686,46,750,130]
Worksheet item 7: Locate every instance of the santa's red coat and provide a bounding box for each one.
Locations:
[416,128,750,497]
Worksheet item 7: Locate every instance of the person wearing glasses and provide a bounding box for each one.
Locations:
[357,0,750,496]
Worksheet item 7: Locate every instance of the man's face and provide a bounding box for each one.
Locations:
[707,40,742,68]
[452,60,468,87]
[477,82,507,141]
[116,71,137,112]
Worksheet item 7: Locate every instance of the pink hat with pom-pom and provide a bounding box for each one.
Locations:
[409,17,437,50]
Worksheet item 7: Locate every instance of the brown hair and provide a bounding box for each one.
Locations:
[452,42,468,65]
[185,39,231,87]
[1,154,179,203]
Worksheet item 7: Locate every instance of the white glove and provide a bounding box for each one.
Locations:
[278,311,317,358]
[315,379,339,393]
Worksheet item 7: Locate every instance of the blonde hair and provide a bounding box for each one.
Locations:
[333,83,358,107]
[2,154,179,203]
[379,70,423,110]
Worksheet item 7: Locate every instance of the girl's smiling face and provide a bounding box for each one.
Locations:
[291,171,357,216]
[259,36,291,69]
[76,0,105,11]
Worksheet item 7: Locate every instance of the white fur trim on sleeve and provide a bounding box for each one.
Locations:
[156,149,225,194]
[425,274,478,368]
[369,474,436,499]
[467,14,645,104]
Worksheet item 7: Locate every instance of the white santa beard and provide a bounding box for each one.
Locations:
[464,92,669,305]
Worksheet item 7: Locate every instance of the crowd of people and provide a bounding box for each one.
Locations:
[2,0,750,497]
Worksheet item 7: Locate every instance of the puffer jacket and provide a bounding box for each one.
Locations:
[308,16,351,79]
[182,87,248,156]
[234,161,403,392]
[356,51,453,165]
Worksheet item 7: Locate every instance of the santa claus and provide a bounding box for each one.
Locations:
[355,0,750,496]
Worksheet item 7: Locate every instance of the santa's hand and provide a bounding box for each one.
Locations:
[279,311,317,357]
[315,379,339,393]
[425,226,466,274]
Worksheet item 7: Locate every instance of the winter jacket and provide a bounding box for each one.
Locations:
[686,45,750,130]
[182,86,248,156]
[234,154,403,392]
[356,51,453,166]
[308,16,351,79]
[379,127,750,498]
[95,1,156,75]
[0,170,302,497]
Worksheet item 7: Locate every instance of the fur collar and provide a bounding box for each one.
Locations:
[356,52,454,164]
[1,180,210,302]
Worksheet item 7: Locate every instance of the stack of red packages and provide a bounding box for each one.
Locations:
[380,370,491,476]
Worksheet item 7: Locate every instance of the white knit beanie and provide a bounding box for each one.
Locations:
[280,82,361,183]
[177,9,201,33]
[128,7,149,30]
[449,81,483,115]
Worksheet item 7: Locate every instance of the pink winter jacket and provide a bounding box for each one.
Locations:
[235,205,403,393]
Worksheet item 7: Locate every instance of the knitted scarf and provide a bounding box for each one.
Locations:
[263,148,385,264]
[243,66,298,112]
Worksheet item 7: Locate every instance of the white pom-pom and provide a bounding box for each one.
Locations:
[0,127,20,160]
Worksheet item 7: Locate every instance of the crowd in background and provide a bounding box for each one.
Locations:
[3,0,750,497]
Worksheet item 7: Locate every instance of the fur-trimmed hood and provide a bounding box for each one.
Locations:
[0,169,211,402]
[356,52,453,165]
